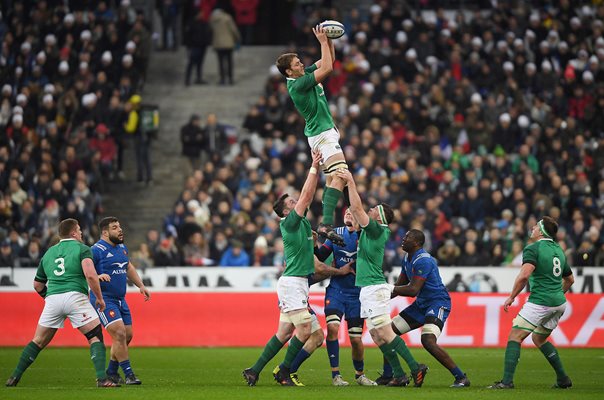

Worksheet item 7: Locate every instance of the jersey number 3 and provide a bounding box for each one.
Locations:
[552,257,561,277]
[54,257,66,276]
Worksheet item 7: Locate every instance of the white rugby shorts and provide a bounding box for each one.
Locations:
[38,291,99,329]
[307,127,343,163]
[518,301,567,332]
[360,284,392,319]
[277,276,310,313]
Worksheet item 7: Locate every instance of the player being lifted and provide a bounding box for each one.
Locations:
[275,24,346,247]
[378,229,470,388]
[90,217,150,385]
[314,208,376,386]
[489,216,574,389]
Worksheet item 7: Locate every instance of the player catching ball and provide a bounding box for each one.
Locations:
[275,24,346,246]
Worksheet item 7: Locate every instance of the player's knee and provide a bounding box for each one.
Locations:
[312,329,325,348]
[84,324,104,344]
[350,336,363,350]
[531,331,549,347]
[392,315,411,335]
[110,327,127,343]
[327,323,340,340]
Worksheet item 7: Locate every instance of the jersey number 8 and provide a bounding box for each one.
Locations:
[552,257,561,277]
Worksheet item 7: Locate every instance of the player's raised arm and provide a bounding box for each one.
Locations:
[82,258,105,312]
[336,169,369,227]
[312,25,333,84]
[293,150,322,216]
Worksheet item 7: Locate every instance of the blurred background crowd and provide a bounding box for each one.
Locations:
[1,0,603,270]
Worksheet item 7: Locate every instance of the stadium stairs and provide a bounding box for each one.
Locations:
[103,45,283,248]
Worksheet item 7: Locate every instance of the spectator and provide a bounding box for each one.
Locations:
[184,9,211,86]
[231,0,260,45]
[219,239,250,267]
[0,239,15,267]
[124,94,153,185]
[180,114,206,173]
[202,113,229,158]
[210,7,241,85]
[89,124,117,179]
[153,236,182,266]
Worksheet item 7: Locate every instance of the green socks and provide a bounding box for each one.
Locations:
[12,341,41,378]
[502,340,521,384]
[379,341,405,378]
[322,187,342,226]
[282,336,304,369]
[251,335,284,374]
[392,336,419,372]
[539,341,567,380]
[90,341,107,379]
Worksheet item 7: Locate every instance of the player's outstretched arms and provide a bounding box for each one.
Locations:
[294,150,322,216]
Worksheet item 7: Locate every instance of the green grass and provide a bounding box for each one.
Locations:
[1,347,603,399]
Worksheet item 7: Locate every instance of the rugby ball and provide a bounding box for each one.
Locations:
[321,20,345,39]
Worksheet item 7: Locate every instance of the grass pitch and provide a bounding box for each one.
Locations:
[1,347,602,399]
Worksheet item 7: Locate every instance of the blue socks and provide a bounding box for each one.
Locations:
[326,339,340,377]
[353,359,364,377]
[382,356,393,378]
[450,366,465,379]
[289,349,311,374]
[107,359,119,375]
[119,359,134,376]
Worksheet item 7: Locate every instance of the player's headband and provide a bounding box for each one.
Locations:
[538,219,551,238]
[377,205,389,224]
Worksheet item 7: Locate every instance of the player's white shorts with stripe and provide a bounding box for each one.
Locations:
[360,284,392,319]
[518,301,567,332]
[38,291,99,329]
[307,127,343,162]
[277,276,310,313]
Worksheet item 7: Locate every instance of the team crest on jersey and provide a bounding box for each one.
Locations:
[326,299,330,305]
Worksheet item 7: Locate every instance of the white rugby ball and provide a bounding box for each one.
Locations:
[321,20,345,39]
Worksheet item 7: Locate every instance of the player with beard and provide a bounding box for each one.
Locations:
[90,217,150,385]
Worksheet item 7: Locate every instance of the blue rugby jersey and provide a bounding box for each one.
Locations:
[91,239,129,299]
[318,226,359,291]
[400,248,450,307]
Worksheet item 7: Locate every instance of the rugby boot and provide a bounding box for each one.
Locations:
[411,363,428,387]
[317,223,345,246]
[332,374,349,386]
[450,374,470,388]
[106,373,125,384]
[5,376,19,387]
[487,381,514,389]
[125,373,141,385]
[356,374,377,386]
[386,374,410,387]
[273,365,294,386]
[96,378,120,387]
[289,373,305,386]
[242,368,259,386]
[552,376,572,389]
[375,372,393,385]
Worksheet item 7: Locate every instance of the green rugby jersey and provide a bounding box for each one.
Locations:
[280,209,314,277]
[34,239,93,296]
[286,64,334,137]
[522,238,572,307]
[355,219,390,287]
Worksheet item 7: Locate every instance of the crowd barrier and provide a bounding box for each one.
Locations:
[0,291,602,347]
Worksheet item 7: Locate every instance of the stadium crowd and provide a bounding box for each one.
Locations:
[0,1,150,267]
[151,0,604,269]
